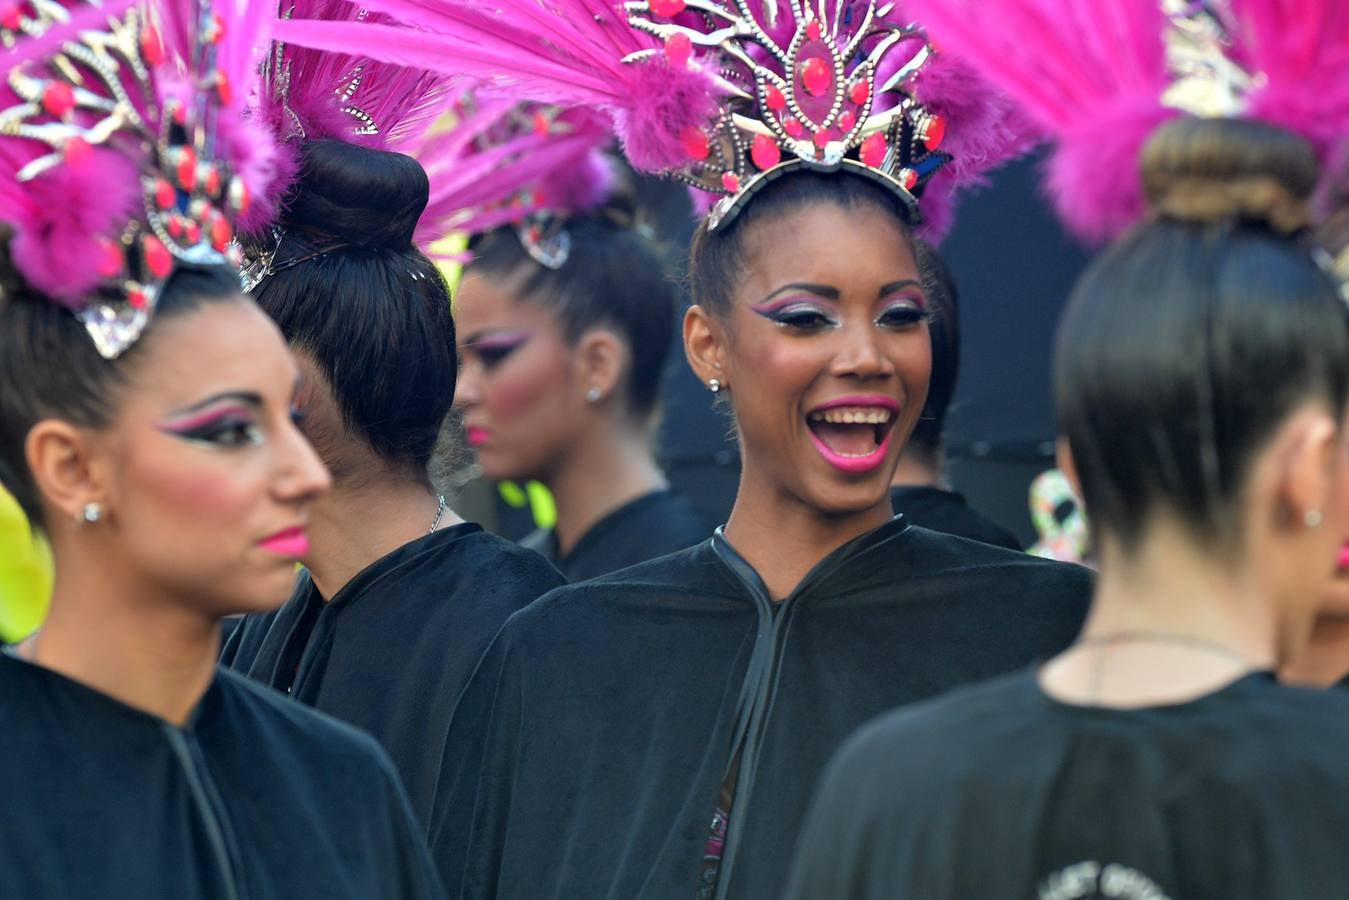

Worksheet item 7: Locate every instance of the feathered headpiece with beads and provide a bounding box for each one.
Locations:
[905,0,1349,243]
[0,0,280,358]
[271,0,1036,237]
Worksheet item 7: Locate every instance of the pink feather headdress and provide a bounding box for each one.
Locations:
[272,0,1036,236]
[905,0,1349,244]
[0,0,279,358]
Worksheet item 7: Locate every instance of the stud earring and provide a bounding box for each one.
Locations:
[1306,509,1324,528]
[81,502,102,524]
[708,379,721,394]
[586,387,601,403]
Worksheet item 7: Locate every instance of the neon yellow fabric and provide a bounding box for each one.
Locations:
[0,486,52,643]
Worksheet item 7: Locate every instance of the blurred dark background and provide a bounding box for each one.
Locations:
[478,151,1091,548]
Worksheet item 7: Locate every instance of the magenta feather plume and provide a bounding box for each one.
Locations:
[905,0,1172,243]
[273,0,728,175]
[1224,0,1349,163]
[0,0,137,70]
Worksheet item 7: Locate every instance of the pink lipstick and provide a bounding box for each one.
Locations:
[258,526,310,558]
[805,395,901,475]
[466,426,490,448]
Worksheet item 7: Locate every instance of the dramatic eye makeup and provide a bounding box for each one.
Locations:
[752,283,841,331]
[464,330,533,368]
[875,280,929,328]
[158,392,266,448]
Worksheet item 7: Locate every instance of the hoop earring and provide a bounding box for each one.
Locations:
[81,502,102,524]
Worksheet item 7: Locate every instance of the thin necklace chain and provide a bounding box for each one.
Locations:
[1076,630,1253,702]
[428,494,447,534]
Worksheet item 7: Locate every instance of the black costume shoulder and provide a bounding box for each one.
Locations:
[220,522,564,828]
[520,489,713,581]
[786,671,1349,899]
[0,653,444,899]
[890,485,1022,550]
[431,518,1091,899]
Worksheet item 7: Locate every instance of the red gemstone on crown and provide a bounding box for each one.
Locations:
[203,166,221,198]
[783,118,805,139]
[764,85,786,112]
[216,72,232,106]
[175,148,197,189]
[751,134,781,170]
[923,113,946,150]
[649,0,686,16]
[805,19,821,41]
[849,80,870,106]
[860,133,886,168]
[140,23,164,66]
[532,111,550,136]
[721,172,741,193]
[143,235,173,280]
[800,58,831,97]
[211,214,232,252]
[185,221,202,244]
[167,218,184,239]
[680,126,710,161]
[41,82,76,117]
[154,178,176,210]
[127,288,148,311]
[812,129,830,151]
[838,110,856,132]
[97,239,124,279]
[900,168,918,190]
[63,136,91,164]
[664,32,692,67]
[172,104,187,126]
[0,5,21,31]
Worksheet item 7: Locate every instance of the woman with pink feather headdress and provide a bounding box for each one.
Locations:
[276,2,1095,898]
[784,2,1349,898]
[216,2,571,835]
[445,101,714,583]
[0,2,442,896]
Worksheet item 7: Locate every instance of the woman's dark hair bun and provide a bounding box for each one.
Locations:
[284,139,429,249]
[1141,117,1320,235]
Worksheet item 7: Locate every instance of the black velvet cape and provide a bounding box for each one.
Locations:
[786,671,1349,899]
[889,485,1023,550]
[431,517,1092,899]
[0,652,444,899]
[221,523,564,828]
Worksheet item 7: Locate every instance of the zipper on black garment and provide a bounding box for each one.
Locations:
[162,725,247,900]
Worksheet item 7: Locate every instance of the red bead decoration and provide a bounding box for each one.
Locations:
[127,288,148,311]
[215,72,232,106]
[532,111,550,136]
[211,214,232,252]
[680,126,710,161]
[140,23,164,66]
[185,221,202,244]
[837,110,856,132]
[764,85,786,112]
[922,113,946,150]
[649,0,686,16]
[206,12,225,43]
[63,136,91,165]
[750,133,781,170]
[171,104,187,126]
[800,58,831,96]
[805,19,821,41]
[41,82,76,117]
[2,4,22,31]
[721,171,741,193]
[664,32,692,67]
[175,148,197,190]
[143,235,173,280]
[849,80,870,106]
[812,129,830,150]
[860,132,887,168]
[900,168,918,190]
[203,166,221,197]
[154,178,176,210]
[167,218,184,239]
[783,117,805,139]
[96,239,124,278]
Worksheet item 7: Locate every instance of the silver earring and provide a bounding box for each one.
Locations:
[708,379,721,394]
[1306,509,1323,528]
[81,502,102,524]
[585,387,601,403]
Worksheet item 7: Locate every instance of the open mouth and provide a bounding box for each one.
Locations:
[806,400,899,474]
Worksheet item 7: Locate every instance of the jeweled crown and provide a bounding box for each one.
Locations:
[623,0,949,229]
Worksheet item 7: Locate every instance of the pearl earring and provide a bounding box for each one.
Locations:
[708,379,721,394]
[1305,509,1323,528]
[586,387,601,403]
[81,502,102,524]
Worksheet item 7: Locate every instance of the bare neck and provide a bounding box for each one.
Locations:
[545,421,667,558]
[723,467,895,600]
[890,448,945,489]
[1042,522,1279,707]
[303,473,463,600]
[22,542,219,726]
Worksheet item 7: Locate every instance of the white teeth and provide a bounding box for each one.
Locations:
[807,406,894,425]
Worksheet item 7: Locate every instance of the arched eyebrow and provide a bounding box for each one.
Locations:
[877,280,924,297]
[171,391,264,416]
[758,282,840,304]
